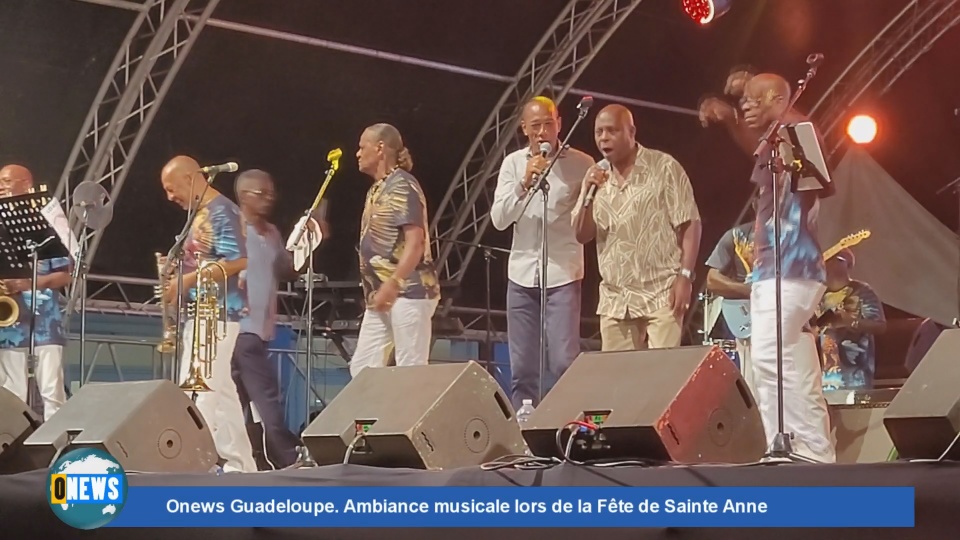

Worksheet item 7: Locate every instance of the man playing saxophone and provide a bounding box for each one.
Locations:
[0,164,70,420]
[159,155,256,473]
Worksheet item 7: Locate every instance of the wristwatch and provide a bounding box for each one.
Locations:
[679,268,694,280]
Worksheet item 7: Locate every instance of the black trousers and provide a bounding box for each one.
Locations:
[230,332,301,469]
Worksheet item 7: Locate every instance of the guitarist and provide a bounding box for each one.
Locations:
[813,249,886,392]
[705,198,757,395]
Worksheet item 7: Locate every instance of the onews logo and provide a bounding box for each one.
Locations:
[47,448,128,530]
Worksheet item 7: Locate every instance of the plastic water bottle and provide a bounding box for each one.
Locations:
[517,399,535,424]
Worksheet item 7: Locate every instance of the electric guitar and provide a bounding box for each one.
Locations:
[719,229,871,339]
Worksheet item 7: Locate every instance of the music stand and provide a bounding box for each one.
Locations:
[0,188,71,413]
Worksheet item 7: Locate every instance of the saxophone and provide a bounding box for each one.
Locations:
[0,281,19,327]
[179,258,228,394]
[154,252,177,353]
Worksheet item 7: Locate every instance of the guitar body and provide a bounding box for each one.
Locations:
[720,299,752,340]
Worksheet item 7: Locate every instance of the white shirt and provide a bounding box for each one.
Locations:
[490,146,594,288]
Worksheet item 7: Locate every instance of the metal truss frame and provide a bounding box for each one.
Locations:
[58,0,221,311]
[428,0,646,299]
[810,0,960,160]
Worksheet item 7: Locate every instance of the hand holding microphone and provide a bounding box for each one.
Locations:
[583,161,610,207]
[523,141,553,190]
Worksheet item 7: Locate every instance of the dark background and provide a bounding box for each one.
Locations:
[1,0,958,327]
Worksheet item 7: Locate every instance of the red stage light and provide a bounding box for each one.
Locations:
[847,115,878,144]
[682,0,732,25]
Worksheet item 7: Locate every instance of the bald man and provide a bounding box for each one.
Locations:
[574,105,701,352]
[352,124,440,376]
[160,155,257,473]
[735,73,835,462]
[232,169,307,469]
[491,97,594,409]
[0,164,70,420]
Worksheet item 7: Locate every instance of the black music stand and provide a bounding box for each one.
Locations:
[0,189,71,414]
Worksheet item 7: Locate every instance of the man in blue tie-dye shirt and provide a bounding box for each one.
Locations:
[0,164,71,420]
[160,155,256,473]
[739,73,836,462]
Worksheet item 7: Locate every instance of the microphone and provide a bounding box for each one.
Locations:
[199,162,238,175]
[577,95,594,113]
[538,141,552,157]
[327,148,343,171]
[806,53,824,67]
[584,161,609,208]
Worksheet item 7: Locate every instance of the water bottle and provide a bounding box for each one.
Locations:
[517,399,535,424]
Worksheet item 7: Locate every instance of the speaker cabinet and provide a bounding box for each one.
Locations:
[22,380,218,473]
[0,387,42,474]
[522,345,765,464]
[884,329,960,460]
[302,361,525,470]
[830,404,896,463]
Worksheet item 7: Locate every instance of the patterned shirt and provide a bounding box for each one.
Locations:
[750,131,826,284]
[359,168,440,304]
[574,143,700,319]
[817,280,885,391]
[182,194,248,322]
[0,257,72,349]
[705,223,755,284]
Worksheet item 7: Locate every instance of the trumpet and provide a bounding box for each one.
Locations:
[155,252,177,353]
[0,281,19,327]
[179,257,228,394]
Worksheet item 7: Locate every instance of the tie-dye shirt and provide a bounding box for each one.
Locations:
[182,194,247,321]
[816,280,885,390]
[358,168,440,304]
[749,143,826,284]
[0,257,72,349]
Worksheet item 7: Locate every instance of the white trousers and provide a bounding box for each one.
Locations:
[736,338,756,399]
[178,320,257,473]
[350,297,439,378]
[0,345,66,421]
[751,279,835,463]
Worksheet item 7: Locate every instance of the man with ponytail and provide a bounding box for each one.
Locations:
[351,123,440,376]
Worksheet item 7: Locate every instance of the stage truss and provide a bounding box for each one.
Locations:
[810,0,960,160]
[429,0,646,303]
[57,0,221,311]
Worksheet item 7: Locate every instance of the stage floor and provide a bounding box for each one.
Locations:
[3,460,958,538]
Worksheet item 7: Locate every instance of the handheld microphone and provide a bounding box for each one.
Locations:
[806,53,824,67]
[584,161,609,207]
[199,162,238,175]
[538,141,552,157]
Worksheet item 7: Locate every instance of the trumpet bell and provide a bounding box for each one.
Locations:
[179,368,213,393]
[0,296,19,327]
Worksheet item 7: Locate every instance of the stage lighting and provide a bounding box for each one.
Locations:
[847,114,877,144]
[682,0,732,25]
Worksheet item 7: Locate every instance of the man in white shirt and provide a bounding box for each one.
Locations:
[491,96,594,408]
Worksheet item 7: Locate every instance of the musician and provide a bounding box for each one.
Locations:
[0,164,69,420]
[159,155,256,473]
[574,104,701,352]
[704,197,757,393]
[736,73,834,462]
[233,169,309,469]
[490,96,593,409]
[814,249,886,391]
[351,124,440,376]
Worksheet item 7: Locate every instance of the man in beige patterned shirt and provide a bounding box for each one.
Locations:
[574,105,701,351]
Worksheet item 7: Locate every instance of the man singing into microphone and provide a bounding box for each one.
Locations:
[0,164,70,420]
[232,169,310,469]
[573,104,701,352]
[490,96,594,408]
[351,124,440,376]
[160,155,257,473]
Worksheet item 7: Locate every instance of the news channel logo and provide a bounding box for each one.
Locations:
[47,448,128,530]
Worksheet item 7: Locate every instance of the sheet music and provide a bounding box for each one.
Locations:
[41,197,80,261]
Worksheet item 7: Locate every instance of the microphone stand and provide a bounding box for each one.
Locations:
[935,174,960,327]
[290,154,339,424]
[26,236,55,412]
[753,57,821,463]
[69,210,89,388]
[528,100,592,402]
[164,174,215,383]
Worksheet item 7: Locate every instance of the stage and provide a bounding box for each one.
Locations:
[2,460,958,538]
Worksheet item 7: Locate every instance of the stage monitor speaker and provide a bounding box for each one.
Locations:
[0,387,42,474]
[522,345,765,464]
[884,328,960,460]
[22,380,218,473]
[302,361,526,470]
[830,403,896,463]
